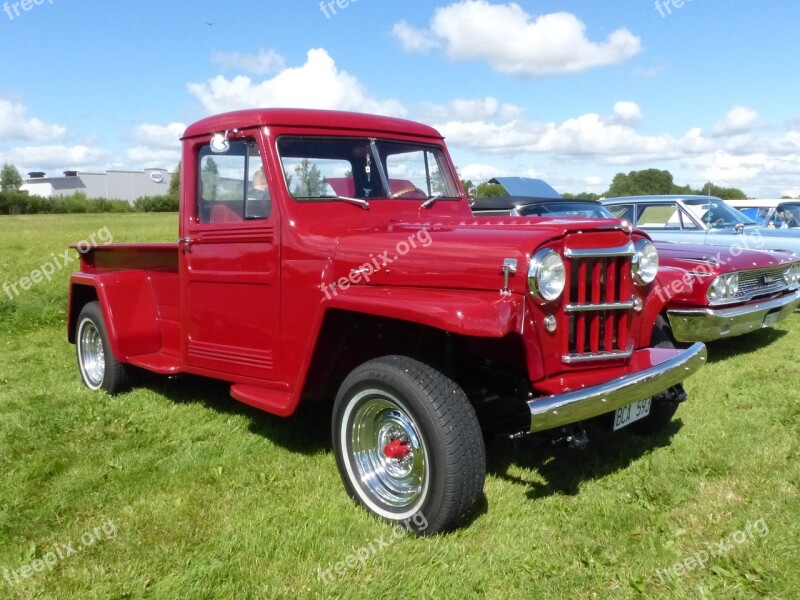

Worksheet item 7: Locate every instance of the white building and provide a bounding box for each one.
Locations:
[21,169,173,204]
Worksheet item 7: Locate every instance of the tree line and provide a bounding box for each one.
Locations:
[461,168,762,200]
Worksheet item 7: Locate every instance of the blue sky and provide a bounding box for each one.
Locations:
[1,0,799,196]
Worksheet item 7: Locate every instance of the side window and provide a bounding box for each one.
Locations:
[197,139,271,223]
[679,211,700,230]
[606,204,633,221]
[636,203,681,229]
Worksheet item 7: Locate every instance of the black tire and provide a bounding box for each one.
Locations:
[75,301,130,394]
[627,317,682,435]
[332,355,486,535]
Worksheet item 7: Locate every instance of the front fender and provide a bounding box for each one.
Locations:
[324,286,526,338]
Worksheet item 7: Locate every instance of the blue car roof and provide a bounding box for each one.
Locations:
[489,177,562,199]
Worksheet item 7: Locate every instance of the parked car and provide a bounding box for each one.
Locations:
[600,195,800,257]
[471,193,800,343]
[67,109,706,533]
[727,199,800,229]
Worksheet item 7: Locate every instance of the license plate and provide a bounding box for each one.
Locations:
[762,312,780,328]
[613,398,652,431]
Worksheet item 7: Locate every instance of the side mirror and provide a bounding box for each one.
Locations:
[210,132,230,154]
[467,186,478,206]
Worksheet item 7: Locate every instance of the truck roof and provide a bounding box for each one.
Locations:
[183,108,443,140]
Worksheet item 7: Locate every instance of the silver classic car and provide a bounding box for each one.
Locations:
[600,195,800,257]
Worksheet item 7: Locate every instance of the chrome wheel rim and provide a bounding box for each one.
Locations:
[347,390,428,513]
[78,318,105,389]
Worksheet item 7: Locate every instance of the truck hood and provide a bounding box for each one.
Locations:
[332,216,631,293]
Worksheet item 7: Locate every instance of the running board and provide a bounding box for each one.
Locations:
[230,384,294,417]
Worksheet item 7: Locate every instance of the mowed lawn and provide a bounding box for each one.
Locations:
[1,213,799,600]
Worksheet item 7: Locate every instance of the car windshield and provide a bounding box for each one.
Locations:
[775,203,800,227]
[277,136,461,201]
[515,201,614,219]
[682,198,756,229]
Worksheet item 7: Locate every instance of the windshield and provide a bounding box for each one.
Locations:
[515,201,614,219]
[775,203,800,227]
[682,198,756,229]
[277,136,460,201]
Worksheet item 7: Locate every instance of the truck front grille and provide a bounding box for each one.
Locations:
[562,244,636,364]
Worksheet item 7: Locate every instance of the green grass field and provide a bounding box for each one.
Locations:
[1,214,798,599]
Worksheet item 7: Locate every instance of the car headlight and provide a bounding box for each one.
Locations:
[786,263,800,286]
[631,239,659,286]
[707,273,740,302]
[529,249,566,301]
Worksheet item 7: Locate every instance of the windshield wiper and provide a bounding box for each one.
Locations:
[320,195,370,209]
[421,193,443,209]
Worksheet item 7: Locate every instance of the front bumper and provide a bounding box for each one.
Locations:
[527,343,707,432]
[667,289,800,343]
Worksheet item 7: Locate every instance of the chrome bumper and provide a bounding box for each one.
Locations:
[527,343,707,433]
[667,290,800,343]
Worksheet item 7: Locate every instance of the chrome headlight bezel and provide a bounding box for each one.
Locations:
[785,263,800,286]
[707,273,740,303]
[528,249,566,302]
[631,239,659,286]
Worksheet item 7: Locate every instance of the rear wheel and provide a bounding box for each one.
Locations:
[332,356,485,535]
[76,301,130,394]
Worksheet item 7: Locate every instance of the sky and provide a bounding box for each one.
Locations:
[1,0,799,197]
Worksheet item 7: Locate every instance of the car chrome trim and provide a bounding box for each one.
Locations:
[528,343,707,432]
[564,243,635,259]
[564,299,636,313]
[667,289,800,342]
[562,343,635,364]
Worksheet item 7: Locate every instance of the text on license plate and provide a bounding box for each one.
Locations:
[613,398,652,431]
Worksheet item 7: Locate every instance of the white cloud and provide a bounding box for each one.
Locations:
[0,100,66,142]
[418,97,524,122]
[392,21,440,53]
[611,101,642,124]
[125,122,185,168]
[0,145,110,172]
[713,106,758,136]
[188,48,406,117]
[394,1,641,76]
[212,49,286,75]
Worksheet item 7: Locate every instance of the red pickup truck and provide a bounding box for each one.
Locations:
[68,109,706,533]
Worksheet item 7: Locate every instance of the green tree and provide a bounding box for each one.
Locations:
[1,163,23,192]
[695,182,747,200]
[293,159,324,196]
[476,182,507,197]
[169,161,181,199]
[605,169,675,197]
[201,158,219,200]
[562,192,601,201]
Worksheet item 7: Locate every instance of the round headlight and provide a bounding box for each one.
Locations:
[787,264,800,285]
[529,249,566,302]
[631,239,659,286]
[724,273,739,297]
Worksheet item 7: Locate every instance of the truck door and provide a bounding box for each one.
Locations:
[179,135,280,381]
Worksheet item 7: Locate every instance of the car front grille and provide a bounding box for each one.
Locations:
[562,243,636,364]
[736,266,792,300]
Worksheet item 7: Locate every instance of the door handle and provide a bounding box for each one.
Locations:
[177,237,194,253]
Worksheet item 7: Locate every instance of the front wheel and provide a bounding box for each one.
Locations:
[627,317,684,435]
[76,301,130,394]
[332,356,486,535]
